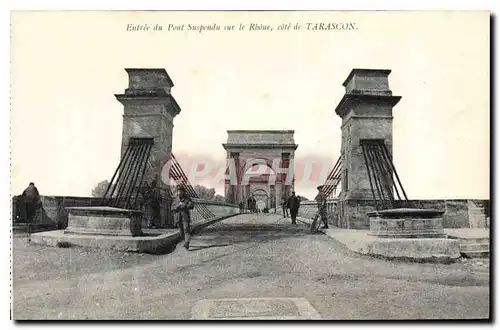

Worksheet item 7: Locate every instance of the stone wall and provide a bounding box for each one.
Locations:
[334,199,490,229]
[12,195,240,230]
[297,198,490,230]
[12,195,104,229]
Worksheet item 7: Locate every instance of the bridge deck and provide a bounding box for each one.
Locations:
[12,213,489,320]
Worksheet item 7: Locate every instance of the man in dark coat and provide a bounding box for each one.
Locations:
[22,182,40,223]
[287,191,301,225]
[140,179,161,229]
[246,196,252,213]
[173,186,194,250]
[249,196,257,213]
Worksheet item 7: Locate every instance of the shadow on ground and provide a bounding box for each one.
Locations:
[197,222,308,246]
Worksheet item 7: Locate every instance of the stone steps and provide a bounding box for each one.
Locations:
[447,237,490,258]
[468,207,488,228]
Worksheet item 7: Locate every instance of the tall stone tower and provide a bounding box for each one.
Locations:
[115,69,181,186]
[335,69,401,228]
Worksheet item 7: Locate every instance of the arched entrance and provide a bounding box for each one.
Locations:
[251,188,269,211]
[223,130,298,208]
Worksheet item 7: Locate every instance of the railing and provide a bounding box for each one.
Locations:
[297,199,338,224]
[138,195,239,229]
[189,198,240,225]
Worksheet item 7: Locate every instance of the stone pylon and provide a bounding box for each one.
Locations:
[115,68,181,227]
[334,69,401,228]
[115,69,181,186]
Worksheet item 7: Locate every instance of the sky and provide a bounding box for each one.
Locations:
[10,11,490,200]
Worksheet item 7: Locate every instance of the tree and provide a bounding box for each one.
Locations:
[193,185,216,200]
[91,180,117,197]
[91,180,112,198]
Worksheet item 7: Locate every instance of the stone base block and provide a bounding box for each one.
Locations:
[366,238,460,260]
[30,213,238,254]
[368,208,446,238]
[325,229,460,262]
[30,229,179,254]
[369,218,446,238]
[65,206,143,237]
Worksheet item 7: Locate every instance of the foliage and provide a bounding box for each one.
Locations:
[91,180,112,198]
[193,184,226,202]
[193,185,216,200]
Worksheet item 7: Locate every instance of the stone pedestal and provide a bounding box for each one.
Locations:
[368,208,446,238]
[64,206,143,237]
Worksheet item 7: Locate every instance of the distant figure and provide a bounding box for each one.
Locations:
[247,196,253,214]
[239,201,244,213]
[248,196,257,214]
[140,179,161,229]
[287,191,301,225]
[22,182,40,223]
[314,185,329,229]
[173,186,194,250]
[281,197,289,218]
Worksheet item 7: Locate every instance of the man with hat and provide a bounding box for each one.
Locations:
[173,185,194,250]
[287,191,301,225]
[314,185,329,230]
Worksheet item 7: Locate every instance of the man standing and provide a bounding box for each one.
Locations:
[22,182,40,223]
[173,186,194,250]
[314,185,329,229]
[287,191,301,225]
[247,196,253,214]
[281,197,289,218]
[140,180,161,229]
[249,196,256,214]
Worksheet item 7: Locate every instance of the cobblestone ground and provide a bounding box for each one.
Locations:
[12,214,490,320]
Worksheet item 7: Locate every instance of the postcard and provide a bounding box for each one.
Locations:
[10,10,490,320]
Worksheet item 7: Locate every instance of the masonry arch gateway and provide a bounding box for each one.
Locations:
[222,130,298,209]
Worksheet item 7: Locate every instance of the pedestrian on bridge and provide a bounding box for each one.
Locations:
[281,197,289,218]
[248,196,257,214]
[173,186,194,250]
[314,185,329,230]
[287,191,301,225]
[246,197,252,214]
[21,182,41,223]
[140,180,161,229]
